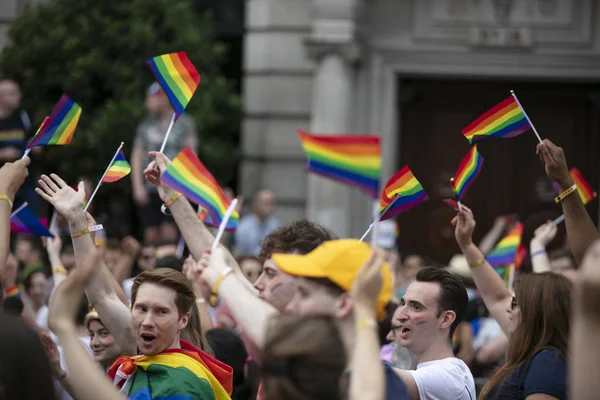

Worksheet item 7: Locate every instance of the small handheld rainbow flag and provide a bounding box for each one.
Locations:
[570,168,597,205]
[461,93,532,144]
[146,52,201,119]
[451,146,484,201]
[198,208,239,233]
[102,149,131,183]
[487,222,524,267]
[161,147,234,226]
[10,203,54,237]
[378,166,428,221]
[27,95,81,149]
[297,129,381,199]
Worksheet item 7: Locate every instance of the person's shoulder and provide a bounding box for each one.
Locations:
[524,348,567,398]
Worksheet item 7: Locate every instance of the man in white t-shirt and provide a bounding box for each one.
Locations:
[391,267,475,400]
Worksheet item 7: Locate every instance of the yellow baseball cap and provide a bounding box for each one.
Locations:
[272,239,393,320]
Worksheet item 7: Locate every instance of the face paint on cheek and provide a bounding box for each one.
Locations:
[269,279,283,293]
[414,317,428,327]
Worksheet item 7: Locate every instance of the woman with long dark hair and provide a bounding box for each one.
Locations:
[454,205,570,399]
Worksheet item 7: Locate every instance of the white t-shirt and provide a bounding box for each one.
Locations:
[408,357,475,400]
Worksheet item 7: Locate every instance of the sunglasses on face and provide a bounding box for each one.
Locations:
[511,296,518,310]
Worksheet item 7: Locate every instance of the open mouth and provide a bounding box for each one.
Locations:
[140,333,157,345]
[400,327,411,338]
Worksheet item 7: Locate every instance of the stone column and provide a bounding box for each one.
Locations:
[304,0,362,238]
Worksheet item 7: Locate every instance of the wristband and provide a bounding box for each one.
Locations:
[209,267,233,307]
[0,194,13,208]
[70,227,90,238]
[554,184,577,203]
[53,266,68,276]
[469,256,486,269]
[531,249,547,257]
[355,318,377,330]
[164,192,182,207]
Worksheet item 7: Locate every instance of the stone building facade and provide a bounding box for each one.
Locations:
[241,0,600,246]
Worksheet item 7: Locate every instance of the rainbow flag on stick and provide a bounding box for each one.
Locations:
[26,95,81,150]
[84,143,130,212]
[487,222,524,267]
[297,129,381,199]
[198,208,239,233]
[161,147,235,227]
[10,203,54,237]
[553,168,597,224]
[146,52,200,119]
[461,91,539,144]
[378,166,428,221]
[451,146,484,204]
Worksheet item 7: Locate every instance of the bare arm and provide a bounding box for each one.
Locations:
[194,248,278,349]
[131,145,146,194]
[36,175,136,355]
[537,139,599,264]
[530,222,556,274]
[571,240,600,400]
[349,250,386,400]
[46,234,68,290]
[475,333,508,366]
[478,217,508,255]
[454,205,512,335]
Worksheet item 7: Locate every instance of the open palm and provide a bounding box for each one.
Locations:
[36,174,86,221]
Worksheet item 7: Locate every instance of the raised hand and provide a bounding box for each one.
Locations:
[351,248,385,307]
[144,151,176,202]
[0,156,30,203]
[46,234,63,260]
[36,174,86,222]
[536,139,572,188]
[532,221,558,247]
[452,205,476,249]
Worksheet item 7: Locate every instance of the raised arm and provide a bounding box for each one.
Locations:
[193,248,278,350]
[0,157,30,273]
[144,151,255,292]
[530,221,557,273]
[349,249,386,400]
[453,205,513,335]
[478,216,509,255]
[537,139,599,264]
[48,249,127,400]
[36,174,136,355]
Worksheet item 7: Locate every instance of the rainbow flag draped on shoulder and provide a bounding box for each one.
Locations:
[108,340,232,400]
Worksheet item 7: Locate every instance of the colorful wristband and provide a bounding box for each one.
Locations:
[554,184,577,203]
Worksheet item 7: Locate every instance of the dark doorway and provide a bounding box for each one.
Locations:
[395,79,600,264]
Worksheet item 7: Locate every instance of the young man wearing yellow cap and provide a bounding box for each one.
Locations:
[199,238,410,400]
[269,240,475,400]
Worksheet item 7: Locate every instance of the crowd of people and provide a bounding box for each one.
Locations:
[1,77,599,400]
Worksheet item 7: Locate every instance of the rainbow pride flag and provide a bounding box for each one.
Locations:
[102,149,131,183]
[146,52,201,119]
[298,129,381,198]
[462,95,531,144]
[198,208,239,232]
[11,205,53,237]
[451,146,484,200]
[27,95,81,148]
[570,168,597,205]
[514,244,527,270]
[161,147,234,226]
[108,340,232,400]
[487,222,523,267]
[378,166,428,220]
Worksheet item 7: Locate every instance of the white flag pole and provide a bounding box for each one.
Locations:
[211,199,238,250]
[84,142,124,212]
[510,90,543,144]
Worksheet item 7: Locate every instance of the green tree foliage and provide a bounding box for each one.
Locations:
[0,0,241,187]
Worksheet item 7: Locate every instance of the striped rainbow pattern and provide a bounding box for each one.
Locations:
[487,222,524,267]
[570,168,597,205]
[27,95,81,148]
[11,205,54,237]
[298,129,381,198]
[146,52,201,118]
[102,149,131,183]
[198,208,239,233]
[378,166,428,220]
[461,95,531,144]
[108,340,232,400]
[451,145,484,200]
[161,147,232,226]
[4,285,20,298]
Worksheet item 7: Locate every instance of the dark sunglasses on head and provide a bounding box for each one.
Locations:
[511,296,518,310]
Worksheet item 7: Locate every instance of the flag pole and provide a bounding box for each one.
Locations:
[212,199,238,250]
[552,214,565,225]
[49,210,59,233]
[22,117,50,159]
[370,200,380,248]
[10,202,28,218]
[158,113,177,153]
[84,142,124,212]
[510,90,543,144]
[450,178,463,213]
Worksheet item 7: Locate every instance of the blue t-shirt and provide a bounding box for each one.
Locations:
[384,363,410,400]
[490,349,567,399]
